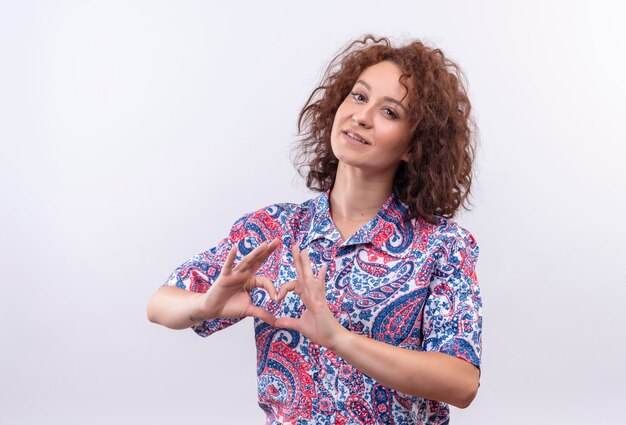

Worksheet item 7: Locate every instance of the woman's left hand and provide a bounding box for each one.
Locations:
[273,245,347,350]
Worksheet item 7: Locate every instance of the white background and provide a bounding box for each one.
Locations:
[1,1,625,423]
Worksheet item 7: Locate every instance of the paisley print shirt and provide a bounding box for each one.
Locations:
[163,190,482,424]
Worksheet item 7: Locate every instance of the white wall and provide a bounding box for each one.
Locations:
[1,1,624,423]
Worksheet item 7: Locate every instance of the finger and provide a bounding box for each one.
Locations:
[235,242,269,272]
[246,305,276,326]
[222,244,238,275]
[273,317,302,332]
[318,264,328,284]
[248,238,280,271]
[301,248,315,280]
[267,237,281,252]
[253,275,278,302]
[277,280,297,301]
[291,244,304,278]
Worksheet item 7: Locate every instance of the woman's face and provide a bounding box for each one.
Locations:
[330,60,414,177]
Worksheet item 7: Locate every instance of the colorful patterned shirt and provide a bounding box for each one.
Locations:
[163,190,482,424]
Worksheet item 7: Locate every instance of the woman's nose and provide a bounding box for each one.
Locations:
[352,106,374,128]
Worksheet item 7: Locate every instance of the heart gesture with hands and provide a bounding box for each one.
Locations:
[199,238,280,325]
[274,245,348,351]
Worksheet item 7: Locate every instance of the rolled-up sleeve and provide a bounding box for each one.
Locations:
[421,228,482,367]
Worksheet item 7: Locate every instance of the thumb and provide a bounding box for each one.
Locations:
[273,317,302,331]
[245,305,277,326]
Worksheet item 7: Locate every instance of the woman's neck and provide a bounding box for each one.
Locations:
[329,164,394,223]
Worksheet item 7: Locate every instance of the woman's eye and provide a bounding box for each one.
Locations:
[384,108,399,119]
[351,91,365,102]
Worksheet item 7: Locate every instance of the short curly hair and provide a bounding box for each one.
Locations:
[293,34,477,223]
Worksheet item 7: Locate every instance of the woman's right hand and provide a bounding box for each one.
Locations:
[198,238,280,325]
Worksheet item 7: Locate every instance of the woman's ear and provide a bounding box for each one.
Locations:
[401,131,415,163]
[401,148,411,163]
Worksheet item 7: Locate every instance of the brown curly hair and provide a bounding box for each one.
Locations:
[293,34,477,223]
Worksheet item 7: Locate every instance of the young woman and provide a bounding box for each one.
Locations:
[147,34,482,424]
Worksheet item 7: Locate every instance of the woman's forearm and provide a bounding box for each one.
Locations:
[147,286,206,330]
[331,329,480,408]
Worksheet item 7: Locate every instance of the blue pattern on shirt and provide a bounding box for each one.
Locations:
[164,190,482,424]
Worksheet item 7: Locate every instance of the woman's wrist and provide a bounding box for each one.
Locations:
[188,291,212,323]
[326,322,354,353]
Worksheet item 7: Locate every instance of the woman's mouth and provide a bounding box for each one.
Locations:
[343,130,370,145]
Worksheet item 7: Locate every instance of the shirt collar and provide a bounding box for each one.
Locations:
[301,190,414,258]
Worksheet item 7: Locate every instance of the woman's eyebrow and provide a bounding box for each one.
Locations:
[355,79,407,112]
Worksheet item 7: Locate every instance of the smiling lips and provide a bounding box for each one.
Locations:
[343,130,370,145]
